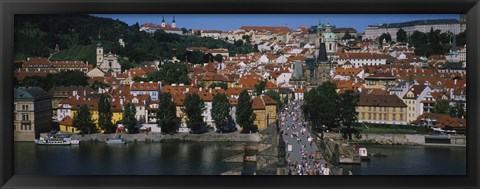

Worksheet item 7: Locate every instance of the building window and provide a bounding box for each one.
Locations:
[368,113,371,120]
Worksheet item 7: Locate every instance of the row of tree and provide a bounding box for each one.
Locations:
[378,28,466,57]
[301,81,359,140]
[433,99,466,119]
[18,70,89,91]
[72,90,260,135]
[133,61,190,85]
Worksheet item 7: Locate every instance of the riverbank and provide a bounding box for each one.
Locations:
[42,131,263,143]
[324,133,466,147]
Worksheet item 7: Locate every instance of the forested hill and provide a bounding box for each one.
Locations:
[14,14,257,67]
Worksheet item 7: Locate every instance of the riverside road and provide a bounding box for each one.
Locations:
[280,100,328,175]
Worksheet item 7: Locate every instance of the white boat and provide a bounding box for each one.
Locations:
[105,138,127,144]
[71,139,80,145]
[35,136,75,145]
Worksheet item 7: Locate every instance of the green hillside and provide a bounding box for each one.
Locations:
[14,14,257,64]
[50,41,115,67]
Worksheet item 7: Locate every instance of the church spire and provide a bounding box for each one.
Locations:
[97,29,102,47]
[172,16,176,28]
[161,16,166,27]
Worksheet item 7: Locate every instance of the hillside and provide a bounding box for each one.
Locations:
[14,14,257,66]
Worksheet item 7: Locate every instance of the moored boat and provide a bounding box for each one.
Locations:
[105,138,127,144]
[35,136,74,145]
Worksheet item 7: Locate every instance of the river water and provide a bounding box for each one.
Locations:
[341,145,466,175]
[15,142,465,175]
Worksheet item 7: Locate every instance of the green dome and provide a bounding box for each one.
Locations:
[323,32,337,41]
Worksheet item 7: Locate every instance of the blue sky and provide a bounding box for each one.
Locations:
[91,14,460,33]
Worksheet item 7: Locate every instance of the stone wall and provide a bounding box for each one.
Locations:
[58,132,262,142]
[325,133,425,145]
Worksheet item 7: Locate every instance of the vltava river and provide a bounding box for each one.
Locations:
[341,145,466,175]
[15,142,253,175]
[15,142,466,175]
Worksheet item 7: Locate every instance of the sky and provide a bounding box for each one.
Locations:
[90,14,460,33]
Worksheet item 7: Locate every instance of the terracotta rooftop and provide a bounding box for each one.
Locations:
[358,94,407,107]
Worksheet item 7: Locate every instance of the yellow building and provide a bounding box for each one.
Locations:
[252,96,267,129]
[356,94,408,125]
[262,96,277,125]
[59,116,80,133]
[252,95,278,130]
[364,73,396,90]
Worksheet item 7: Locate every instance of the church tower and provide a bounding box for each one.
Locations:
[161,16,166,28]
[172,16,176,28]
[96,32,104,67]
[313,19,333,86]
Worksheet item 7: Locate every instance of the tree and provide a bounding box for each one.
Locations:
[183,93,206,133]
[450,102,465,119]
[254,80,266,96]
[396,28,407,43]
[434,100,450,115]
[122,103,138,134]
[132,22,140,31]
[181,28,188,34]
[98,94,115,133]
[302,81,340,141]
[378,33,392,44]
[242,35,251,44]
[146,61,190,85]
[211,93,232,133]
[208,83,228,90]
[338,90,359,140]
[265,90,283,112]
[234,39,244,47]
[342,31,352,40]
[236,90,257,133]
[157,92,179,134]
[214,54,223,63]
[73,104,97,134]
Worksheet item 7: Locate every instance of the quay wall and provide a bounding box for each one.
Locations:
[324,133,466,146]
[325,133,425,145]
[43,132,262,142]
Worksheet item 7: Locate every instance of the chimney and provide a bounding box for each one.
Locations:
[454,79,457,85]
[200,87,202,92]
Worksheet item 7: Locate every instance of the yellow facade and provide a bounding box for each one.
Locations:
[68,109,109,133]
[59,125,81,134]
[356,106,407,125]
[265,104,277,125]
[254,109,267,130]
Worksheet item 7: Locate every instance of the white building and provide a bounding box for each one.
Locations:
[337,52,388,67]
[139,16,183,35]
[402,85,432,122]
[364,19,463,41]
[96,38,121,74]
